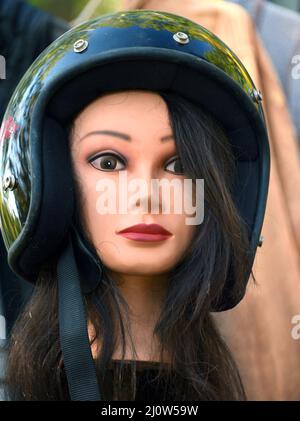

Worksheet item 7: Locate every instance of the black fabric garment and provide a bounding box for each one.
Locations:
[57,360,180,401]
[102,360,178,401]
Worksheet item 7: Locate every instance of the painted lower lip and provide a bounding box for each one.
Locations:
[117,232,172,241]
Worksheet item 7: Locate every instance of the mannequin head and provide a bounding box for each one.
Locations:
[6,89,250,401]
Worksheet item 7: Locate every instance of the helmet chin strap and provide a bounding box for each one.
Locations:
[70,222,103,294]
[57,233,102,401]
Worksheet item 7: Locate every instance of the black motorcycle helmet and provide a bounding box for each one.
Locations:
[0,10,270,400]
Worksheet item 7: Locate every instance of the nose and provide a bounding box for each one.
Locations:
[127,164,163,215]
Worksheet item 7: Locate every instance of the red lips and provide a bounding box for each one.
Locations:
[116,224,172,242]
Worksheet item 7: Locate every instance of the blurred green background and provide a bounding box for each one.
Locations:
[26,0,300,22]
[27,0,122,21]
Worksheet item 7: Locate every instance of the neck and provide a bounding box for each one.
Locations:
[89,270,171,362]
[107,270,170,362]
[108,270,169,327]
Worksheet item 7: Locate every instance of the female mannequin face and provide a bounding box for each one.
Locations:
[70,90,196,279]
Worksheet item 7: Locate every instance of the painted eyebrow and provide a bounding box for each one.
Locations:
[78,130,173,143]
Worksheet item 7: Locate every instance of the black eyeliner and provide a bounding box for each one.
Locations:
[87,150,127,165]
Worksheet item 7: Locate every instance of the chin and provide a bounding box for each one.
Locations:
[122,262,175,275]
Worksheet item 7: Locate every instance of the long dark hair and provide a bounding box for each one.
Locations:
[5,91,251,400]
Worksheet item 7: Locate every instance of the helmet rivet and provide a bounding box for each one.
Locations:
[3,174,17,192]
[250,88,263,103]
[258,235,264,247]
[173,32,190,45]
[73,39,89,53]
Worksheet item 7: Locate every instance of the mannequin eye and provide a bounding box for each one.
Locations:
[89,153,126,171]
[165,156,184,175]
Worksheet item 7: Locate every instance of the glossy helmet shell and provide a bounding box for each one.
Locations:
[0,10,270,310]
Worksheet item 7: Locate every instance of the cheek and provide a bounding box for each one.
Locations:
[73,164,116,239]
[170,213,196,252]
[82,199,123,265]
[73,158,113,223]
[80,185,116,240]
